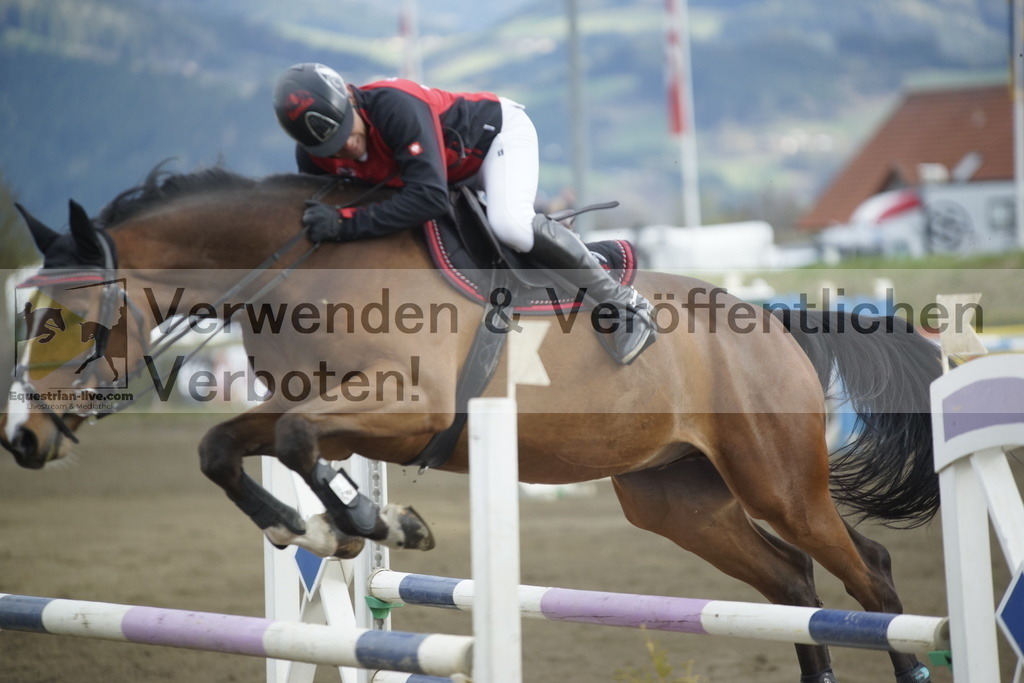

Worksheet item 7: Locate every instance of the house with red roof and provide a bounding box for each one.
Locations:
[799,84,1017,258]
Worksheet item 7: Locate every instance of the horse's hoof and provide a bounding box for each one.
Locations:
[380,504,436,551]
[894,664,930,683]
[800,669,838,683]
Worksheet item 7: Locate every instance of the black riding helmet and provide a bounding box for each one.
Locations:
[273,63,354,157]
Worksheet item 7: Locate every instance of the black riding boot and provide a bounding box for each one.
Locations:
[529,214,656,365]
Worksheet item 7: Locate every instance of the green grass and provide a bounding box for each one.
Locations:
[614,632,704,683]
[687,251,1024,328]
[802,250,1024,270]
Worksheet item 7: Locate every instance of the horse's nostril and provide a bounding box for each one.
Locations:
[11,428,42,469]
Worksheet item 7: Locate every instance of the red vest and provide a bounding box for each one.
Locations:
[308,79,501,187]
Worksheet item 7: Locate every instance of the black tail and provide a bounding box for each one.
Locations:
[773,309,942,528]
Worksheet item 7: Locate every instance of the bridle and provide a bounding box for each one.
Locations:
[11,228,135,443]
[9,175,387,444]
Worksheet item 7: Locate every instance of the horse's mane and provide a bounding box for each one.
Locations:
[95,160,334,229]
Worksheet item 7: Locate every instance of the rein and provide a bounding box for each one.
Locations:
[131,175,395,398]
[94,227,322,419]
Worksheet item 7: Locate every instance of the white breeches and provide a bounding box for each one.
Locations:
[479,98,539,253]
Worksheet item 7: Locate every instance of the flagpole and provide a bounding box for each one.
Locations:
[567,0,590,233]
[666,0,701,228]
[399,0,422,82]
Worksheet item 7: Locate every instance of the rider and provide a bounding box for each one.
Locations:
[272,62,655,364]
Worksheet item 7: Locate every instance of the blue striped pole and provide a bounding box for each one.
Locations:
[371,674,452,683]
[368,571,949,654]
[0,593,472,678]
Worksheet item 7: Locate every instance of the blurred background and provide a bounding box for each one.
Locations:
[0,0,1015,248]
[1,0,1022,388]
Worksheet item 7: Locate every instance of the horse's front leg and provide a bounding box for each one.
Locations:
[197,409,366,559]
[274,370,450,553]
[104,354,119,382]
[75,353,99,375]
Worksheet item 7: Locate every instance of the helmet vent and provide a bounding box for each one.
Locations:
[315,64,347,97]
[305,111,340,142]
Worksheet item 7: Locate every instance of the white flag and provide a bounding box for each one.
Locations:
[936,293,986,357]
[508,320,550,391]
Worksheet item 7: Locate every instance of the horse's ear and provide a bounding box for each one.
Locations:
[68,199,104,266]
[15,203,61,253]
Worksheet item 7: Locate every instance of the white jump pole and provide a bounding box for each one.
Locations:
[469,396,523,682]
[367,570,949,654]
[0,593,473,678]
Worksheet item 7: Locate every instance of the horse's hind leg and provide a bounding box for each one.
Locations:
[758,498,929,681]
[718,429,930,682]
[612,457,837,681]
[840,521,932,683]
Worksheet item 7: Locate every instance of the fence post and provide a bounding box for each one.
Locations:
[469,396,523,682]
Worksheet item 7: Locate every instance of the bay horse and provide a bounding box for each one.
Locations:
[2,166,942,682]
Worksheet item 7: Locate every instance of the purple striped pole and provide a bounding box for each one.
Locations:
[0,593,472,678]
[367,570,949,654]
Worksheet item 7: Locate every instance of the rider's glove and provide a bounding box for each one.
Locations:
[303,201,358,243]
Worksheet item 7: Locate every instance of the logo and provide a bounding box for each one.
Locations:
[408,141,423,156]
[285,91,315,122]
[15,278,130,391]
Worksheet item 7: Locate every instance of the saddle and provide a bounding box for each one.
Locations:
[422,187,638,313]
[406,189,640,472]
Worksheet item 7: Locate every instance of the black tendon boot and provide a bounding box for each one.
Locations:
[530,214,656,364]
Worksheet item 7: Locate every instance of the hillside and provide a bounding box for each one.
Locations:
[0,0,1009,229]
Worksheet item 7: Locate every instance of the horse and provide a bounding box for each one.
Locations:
[1,166,942,682]
[77,305,127,382]
[20,302,66,344]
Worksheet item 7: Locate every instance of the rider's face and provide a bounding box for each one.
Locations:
[332,107,367,160]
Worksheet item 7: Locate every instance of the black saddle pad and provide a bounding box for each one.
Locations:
[423,190,638,315]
